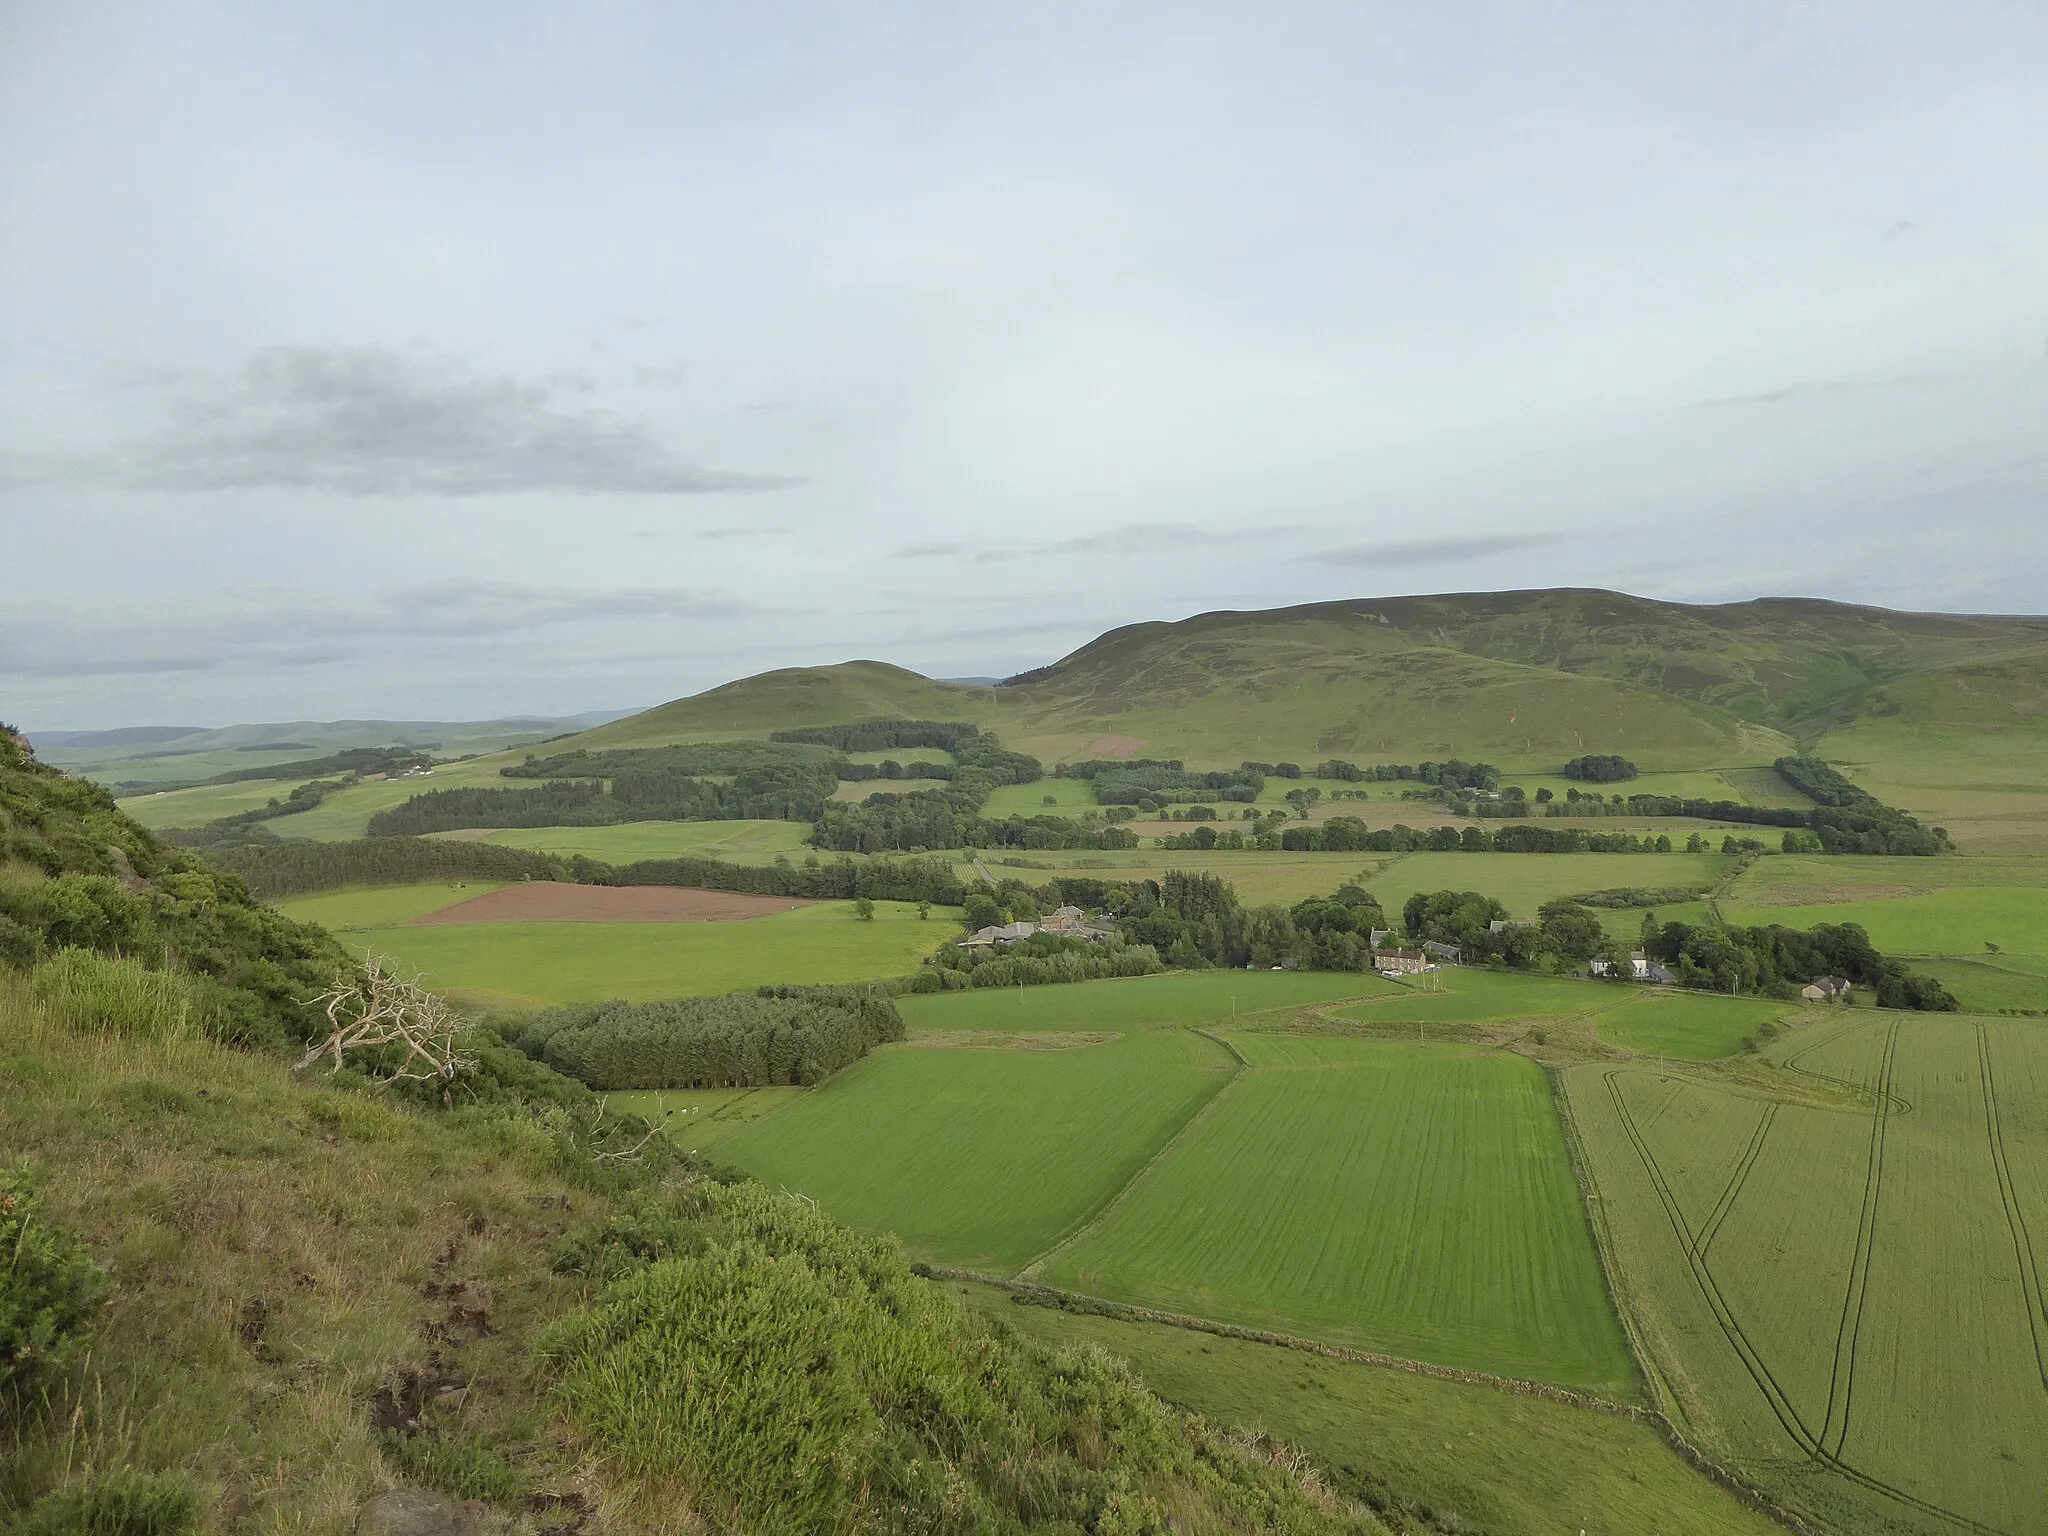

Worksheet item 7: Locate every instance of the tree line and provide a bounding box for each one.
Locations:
[509,985,905,1089]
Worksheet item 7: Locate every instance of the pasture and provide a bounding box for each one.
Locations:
[338,899,951,1008]
[471,818,815,864]
[1039,1033,1635,1390]
[1564,1015,2048,1534]
[714,1029,1237,1273]
[1721,885,2048,955]
[118,776,324,829]
[1911,954,2048,1014]
[603,1086,802,1150]
[972,1286,1784,1536]
[983,779,1099,815]
[896,968,1400,1035]
[274,880,503,930]
[975,848,1390,905]
[1364,851,1728,917]
[1593,992,1792,1059]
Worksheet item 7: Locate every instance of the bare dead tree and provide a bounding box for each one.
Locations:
[580,1098,663,1164]
[299,957,472,1087]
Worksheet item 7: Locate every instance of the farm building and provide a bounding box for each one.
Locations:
[1591,952,1676,983]
[956,907,1114,950]
[1801,975,1853,1002]
[1375,949,1430,976]
[1422,940,1464,965]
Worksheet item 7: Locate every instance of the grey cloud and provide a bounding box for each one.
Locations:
[3,347,803,496]
[1317,532,1566,568]
[0,582,771,678]
[696,525,789,540]
[1695,371,1943,409]
[891,523,1294,564]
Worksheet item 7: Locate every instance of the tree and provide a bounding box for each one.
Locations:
[962,893,1001,930]
[853,897,876,921]
[916,899,931,921]
[1537,904,1605,961]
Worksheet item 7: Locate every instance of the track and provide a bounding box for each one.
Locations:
[1602,1045,1999,1533]
[1978,1023,2048,1394]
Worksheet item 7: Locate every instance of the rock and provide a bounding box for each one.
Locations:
[356,1488,476,1536]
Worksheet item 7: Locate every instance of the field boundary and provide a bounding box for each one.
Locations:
[930,1267,1828,1536]
[1011,1029,1245,1281]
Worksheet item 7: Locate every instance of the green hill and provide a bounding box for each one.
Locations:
[564,589,2048,774]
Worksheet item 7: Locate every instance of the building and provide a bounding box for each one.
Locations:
[1375,949,1430,976]
[1802,975,1853,1003]
[956,908,1114,949]
[1591,952,1676,983]
[1421,940,1463,965]
[1487,917,1537,934]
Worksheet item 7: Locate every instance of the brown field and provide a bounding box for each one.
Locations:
[408,883,811,925]
[1085,735,1145,757]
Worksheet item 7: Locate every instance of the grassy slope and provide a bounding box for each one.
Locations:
[117,776,326,828]
[969,1286,1785,1536]
[1042,1034,1636,1392]
[1364,851,1730,917]
[342,900,953,1010]
[713,1029,1239,1272]
[1722,887,2048,955]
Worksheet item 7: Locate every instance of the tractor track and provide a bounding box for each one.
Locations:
[1978,1022,2048,1394]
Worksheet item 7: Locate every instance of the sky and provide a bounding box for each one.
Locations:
[4,1,2046,730]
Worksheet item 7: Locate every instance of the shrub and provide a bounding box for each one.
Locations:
[1,1167,107,1410]
[13,1470,198,1536]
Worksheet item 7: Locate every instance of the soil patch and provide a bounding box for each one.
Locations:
[410,883,810,925]
[1085,735,1144,758]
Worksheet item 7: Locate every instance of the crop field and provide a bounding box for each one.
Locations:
[1038,1033,1635,1390]
[971,1285,1783,1536]
[336,899,951,1009]
[830,777,950,802]
[1727,852,2048,906]
[470,818,816,864]
[1564,1014,2048,1534]
[1364,851,1729,917]
[897,968,1400,1035]
[274,880,504,930]
[1722,886,2048,956]
[714,1029,1237,1272]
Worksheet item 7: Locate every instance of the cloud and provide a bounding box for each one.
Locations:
[695,525,790,540]
[891,523,1292,563]
[0,582,771,678]
[1316,532,1566,568]
[2,347,803,496]
[1694,372,1943,409]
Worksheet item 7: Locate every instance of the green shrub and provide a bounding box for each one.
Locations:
[1,1168,106,1410]
[13,1469,198,1536]
[382,1433,524,1502]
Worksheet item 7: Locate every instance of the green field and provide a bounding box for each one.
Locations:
[982,779,1099,815]
[252,755,523,840]
[1330,969,1622,1029]
[341,900,951,1008]
[1596,899,1714,944]
[1364,851,1729,917]
[273,880,501,930]
[969,1286,1783,1536]
[1594,992,1793,1059]
[603,1086,803,1150]
[469,818,816,864]
[968,849,1388,905]
[715,1029,1237,1272]
[1911,954,2048,1013]
[117,776,325,828]
[1727,852,2048,905]
[1722,885,2048,955]
[1039,1033,1634,1390]
[897,968,1400,1035]
[1565,1014,2048,1533]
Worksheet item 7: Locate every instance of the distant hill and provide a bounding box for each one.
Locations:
[563,589,2048,771]
[35,710,648,791]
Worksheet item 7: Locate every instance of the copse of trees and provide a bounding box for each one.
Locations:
[502,740,839,781]
[606,853,971,906]
[1642,918,1957,1010]
[1314,758,1501,791]
[921,930,1166,990]
[1562,754,1639,783]
[368,759,843,835]
[511,985,905,1090]
[1055,759,1266,805]
[199,834,570,897]
[771,720,984,754]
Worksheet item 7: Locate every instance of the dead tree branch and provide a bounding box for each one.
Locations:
[298,957,471,1086]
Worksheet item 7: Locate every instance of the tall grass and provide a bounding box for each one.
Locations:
[29,951,198,1044]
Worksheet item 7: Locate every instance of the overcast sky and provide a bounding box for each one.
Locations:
[4,2,2046,729]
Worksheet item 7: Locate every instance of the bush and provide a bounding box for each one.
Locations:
[13,1470,198,1536]
[1,1167,107,1411]
[30,951,196,1044]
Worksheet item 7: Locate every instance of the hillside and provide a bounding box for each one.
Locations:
[563,589,2048,773]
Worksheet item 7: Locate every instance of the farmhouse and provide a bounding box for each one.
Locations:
[1801,975,1853,1002]
[1590,952,1676,984]
[1376,949,1430,976]
[1422,940,1463,965]
[956,907,1115,950]
[1487,917,1537,934]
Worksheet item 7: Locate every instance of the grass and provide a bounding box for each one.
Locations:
[1726,852,2048,905]
[1593,992,1792,1060]
[1364,852,1729,918]
[713,1029,1238,1272]
[257,754,525,840]
[1909,954,2048,1014]
[974,850,1390,905]
[1721,885,2048,955]
[966,1284,1786,1536]
[469,818,815,864]
[272,880,504,930]
[1596,900,1714,944]
[897,969,1402,1035]
[603,1086,805,1149]
[116,777,324,829]
[1329,969,1626,1029]
[982,779,1100,815]
[1564,1015,2048,1534]
[344,900,954,1009]
[1041,1033,1636,1391]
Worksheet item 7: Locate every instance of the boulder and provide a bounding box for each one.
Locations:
[356,1488,476,1536]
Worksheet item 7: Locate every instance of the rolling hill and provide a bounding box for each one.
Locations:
[560,588,2048,775]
